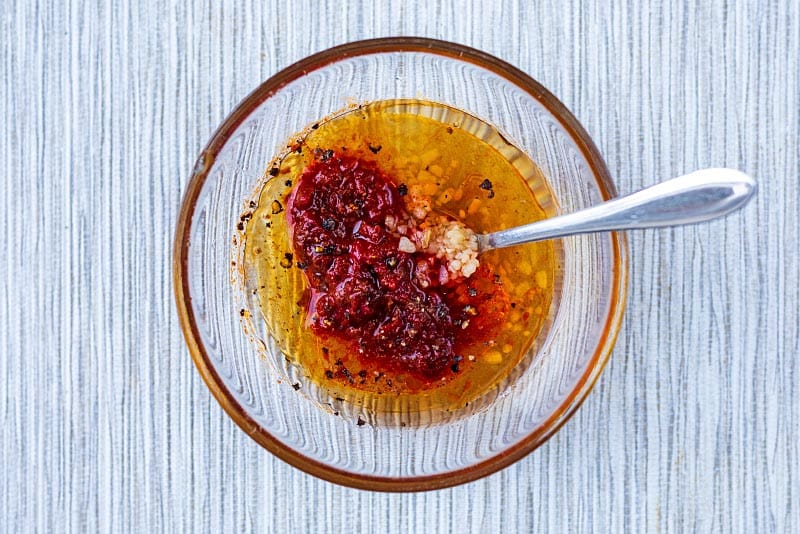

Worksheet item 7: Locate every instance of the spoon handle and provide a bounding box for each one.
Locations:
[480,168,757,251]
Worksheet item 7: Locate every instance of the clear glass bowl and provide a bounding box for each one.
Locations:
[173,38,628,491]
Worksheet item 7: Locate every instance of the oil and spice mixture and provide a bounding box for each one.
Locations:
[241,100,557,412]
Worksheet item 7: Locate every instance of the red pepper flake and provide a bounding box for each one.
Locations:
[286,153,509,384]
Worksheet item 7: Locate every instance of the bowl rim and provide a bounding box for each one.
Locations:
[173,36,629,492]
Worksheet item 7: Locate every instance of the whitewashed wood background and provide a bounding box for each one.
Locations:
[1,0,798,532]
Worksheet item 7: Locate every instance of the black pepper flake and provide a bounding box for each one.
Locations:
[284,179,292,187]
[239,309,246,316]
[342,368,354,383]
[311,123,319,130]
[321,149,334,161]
[296,261,307,270]
[291,383,301,391]
[356,417,366,426]
[494,274,502,284]
[321,347,329,355]
[280,253,293,268]
[271,200,284,214]
[324,370,334,379]
[321,218,336,231]
[384,256,398,269]
[479,178,495,198]
[236,221,244,231]
[358,370,367,378]
[368,144,382,154]
[249,200,257,208]
[451,363,460,373]
[511,302,517,309]
[446,126,454,134]
[240,212,252,222]
[269,167,280,177]
[397,183,408,196]
[467,287,478,297]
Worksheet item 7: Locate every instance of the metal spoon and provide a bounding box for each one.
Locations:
[476,168,756,253]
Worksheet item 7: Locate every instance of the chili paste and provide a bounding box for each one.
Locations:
[287,151,507,382]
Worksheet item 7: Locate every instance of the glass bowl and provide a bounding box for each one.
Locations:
[173,37,628,491]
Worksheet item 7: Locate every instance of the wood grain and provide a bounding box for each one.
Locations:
[1,0,797,531]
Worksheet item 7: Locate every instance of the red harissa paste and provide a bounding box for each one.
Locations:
[287,151,508,383]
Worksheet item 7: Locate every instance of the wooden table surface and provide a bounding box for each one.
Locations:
[1,1,798,531]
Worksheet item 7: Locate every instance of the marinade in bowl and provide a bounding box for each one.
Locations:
[176,38,627,489]
[238,99,561,421]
